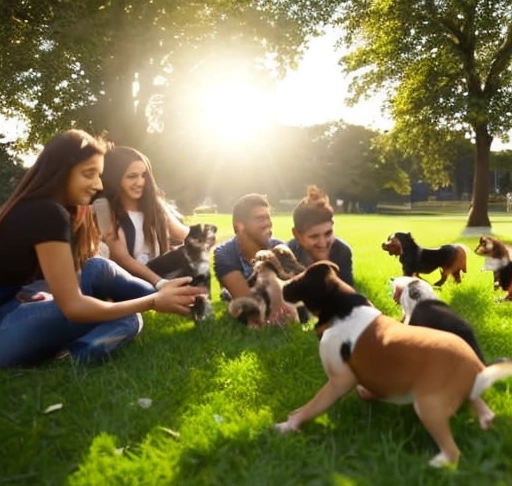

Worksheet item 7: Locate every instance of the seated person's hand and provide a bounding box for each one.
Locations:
[153,277,207,316]
[16,290,53,303]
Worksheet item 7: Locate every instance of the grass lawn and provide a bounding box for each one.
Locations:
[2,212,512,486]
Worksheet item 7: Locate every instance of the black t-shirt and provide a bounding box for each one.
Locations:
[0,197,71,286]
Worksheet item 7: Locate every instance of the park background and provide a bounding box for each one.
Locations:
[2,3,512,483]
[1,2,512,230]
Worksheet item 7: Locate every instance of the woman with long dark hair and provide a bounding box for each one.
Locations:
[99,146,214,289]
[0,130,204,367]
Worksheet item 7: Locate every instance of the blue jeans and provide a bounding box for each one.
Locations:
[0,257,155,367]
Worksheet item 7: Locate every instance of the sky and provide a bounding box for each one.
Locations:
[275,32,511,151]
[274,32,392,130]
[199,31,393,144]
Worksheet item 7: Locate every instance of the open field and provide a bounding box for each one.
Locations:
[2,212,512,485]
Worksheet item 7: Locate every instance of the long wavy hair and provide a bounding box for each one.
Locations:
[0,129,105,270]
[101,146,169,254]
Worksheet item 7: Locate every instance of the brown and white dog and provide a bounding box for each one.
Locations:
[275,261,512,467]
[228,244,305,328]
[382,232,467,286]
[474,235,512,301]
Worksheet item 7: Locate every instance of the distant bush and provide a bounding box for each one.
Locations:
[275,199,300,212]
[193,204,218,214]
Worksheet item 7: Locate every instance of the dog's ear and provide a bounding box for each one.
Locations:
[186,224,202,238]
[407,280,423,300]
[314,259,339,273]
[283,261,338,306]
[271,244,305,276]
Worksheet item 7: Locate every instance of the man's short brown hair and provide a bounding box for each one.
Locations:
[232,193,270,229]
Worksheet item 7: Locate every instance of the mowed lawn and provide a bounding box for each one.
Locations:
[2,212,512,486]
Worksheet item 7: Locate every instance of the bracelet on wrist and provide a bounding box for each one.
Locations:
[155,278,169,290]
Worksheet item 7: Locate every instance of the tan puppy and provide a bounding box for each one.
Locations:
[228,244,304,327]
[275,261,512,468]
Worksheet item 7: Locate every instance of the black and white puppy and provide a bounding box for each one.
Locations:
[391,276,485,363]
[148,223,217,322]
[228,244,305,328]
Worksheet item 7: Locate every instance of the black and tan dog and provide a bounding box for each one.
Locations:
[148,223,217,321]
[382,232,467,286]
[275,261,512,467]
[228,244,305,328]
[474,235,512,301]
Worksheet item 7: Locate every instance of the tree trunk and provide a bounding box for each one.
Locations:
[466,124,493,228]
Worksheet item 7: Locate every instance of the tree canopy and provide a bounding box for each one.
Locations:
[0,0,334,147]
[2,1,512,219]
[328,0,512,228]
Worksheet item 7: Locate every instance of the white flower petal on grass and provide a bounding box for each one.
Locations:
[137,398,152,409]
[213,414,223,423]
[43,403,63,414]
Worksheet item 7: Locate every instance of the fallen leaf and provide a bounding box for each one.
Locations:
[137,398,152,409]
[43,403,63,414]
[158,426,181,439]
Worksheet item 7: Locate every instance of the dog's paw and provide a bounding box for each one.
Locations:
[495,295,512,303]
[191,296,213,323]
[356,385,377,401]
[428,452,458,469]
[478,410,495,430]
[274,421,297,433]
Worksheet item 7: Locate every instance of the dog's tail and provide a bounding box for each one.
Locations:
[470,360,512,399]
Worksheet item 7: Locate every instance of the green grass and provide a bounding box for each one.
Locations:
[2,213,512,486]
